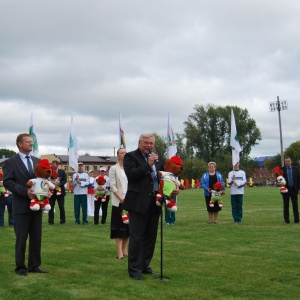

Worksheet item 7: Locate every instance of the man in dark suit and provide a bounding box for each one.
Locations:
[124,133,179,280]
[3,133,47,276]
[48,160,67,225]
[281,156,300,224]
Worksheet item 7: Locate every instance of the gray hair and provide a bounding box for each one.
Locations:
[138,133,155,142]
[208,161,216,167]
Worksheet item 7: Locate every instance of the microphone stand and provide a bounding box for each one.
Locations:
[150,149,169,281]
[155,195,169,282]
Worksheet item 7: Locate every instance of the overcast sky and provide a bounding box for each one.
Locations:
[1,0,299,159]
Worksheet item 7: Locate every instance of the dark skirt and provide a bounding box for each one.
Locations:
[110,204,129,239]
[205,196,222,212]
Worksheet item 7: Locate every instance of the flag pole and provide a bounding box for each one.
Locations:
[230,109,242,167]
[67,145,70,192]
[68,116,79,187]
[29,113,40,158]
[119,112,126,149]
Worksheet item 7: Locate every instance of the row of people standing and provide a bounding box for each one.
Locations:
[200,157,300,225]
[47,155,300,233]
[69,134,179,279]
[1,133,129,276]
[3,132,299,280]
[71,163,110,225]
[200,161,247,224]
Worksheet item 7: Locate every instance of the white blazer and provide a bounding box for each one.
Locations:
[109,163,128,207]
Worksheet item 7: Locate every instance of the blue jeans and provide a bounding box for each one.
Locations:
[165,196,177,224]
[0,194,14,226]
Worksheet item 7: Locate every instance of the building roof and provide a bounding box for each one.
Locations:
[57,155,117,164]
[0,154,118,169]
[255,156,274,167]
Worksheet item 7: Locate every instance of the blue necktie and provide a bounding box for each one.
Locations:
[288,167,293,187]
[145,154,158,192]
[151,165,159,192]
[26,155,34,177]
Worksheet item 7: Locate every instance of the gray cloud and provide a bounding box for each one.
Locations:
[1,0,300,159]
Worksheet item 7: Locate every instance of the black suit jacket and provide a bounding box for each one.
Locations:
[123,148,163,213]
[57,169,67,196]
[281,165,300,193]
[3,154,39,214]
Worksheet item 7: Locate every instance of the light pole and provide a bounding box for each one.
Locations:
[269,96,288,166]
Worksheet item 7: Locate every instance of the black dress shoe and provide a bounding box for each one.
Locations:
[129,275,144,280]
[142,268,155,274]
[28,268,48,273]
[16,269,28,276]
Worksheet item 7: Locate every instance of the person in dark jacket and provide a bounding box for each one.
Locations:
[3,133,47,276]
[124,133,179,280]
[48,160,67,225]
[281,156,300,224]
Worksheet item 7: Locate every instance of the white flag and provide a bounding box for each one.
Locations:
[232,149,241,168]
[230,109,242,166]
[68,117,79,172]
[167,112,177,158]
[29,113,40,157]
[119,112,126,149]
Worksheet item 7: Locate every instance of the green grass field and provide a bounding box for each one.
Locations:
[1,187,300,300]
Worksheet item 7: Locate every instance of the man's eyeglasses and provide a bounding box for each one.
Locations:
[22,141,34,144]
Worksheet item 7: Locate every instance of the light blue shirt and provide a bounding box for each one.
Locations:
[18,152,33,172]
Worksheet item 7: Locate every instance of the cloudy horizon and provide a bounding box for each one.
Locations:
[1,0,299,159]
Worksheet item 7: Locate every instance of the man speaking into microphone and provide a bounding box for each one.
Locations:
[124,133,179,280]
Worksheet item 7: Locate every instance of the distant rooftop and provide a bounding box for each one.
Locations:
[0,154,118,169]
[57,155,117,164]
[255,156,274,167]
[0,155,8,164]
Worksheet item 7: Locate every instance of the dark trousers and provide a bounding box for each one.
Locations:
[128,200,161,278]
[94,195,110,224]
[14,211,42,271]
[74,195,88,224]
[231,194,243,223]
[0,195,14,226]
[282,188,299,223]
[48,195,65,224]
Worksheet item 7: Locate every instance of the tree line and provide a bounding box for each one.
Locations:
[1,104,298,179]
[154,104,300,180]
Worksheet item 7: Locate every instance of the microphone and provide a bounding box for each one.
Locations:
[149,149,159,163]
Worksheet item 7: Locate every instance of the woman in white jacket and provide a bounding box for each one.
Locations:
[109,148,129,259]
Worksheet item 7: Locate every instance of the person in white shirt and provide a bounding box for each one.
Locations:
[228,162,247,224]
[87,170,96,217]
[94,166,110,225]
[109,148,129,259]
[72,162,89,225]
